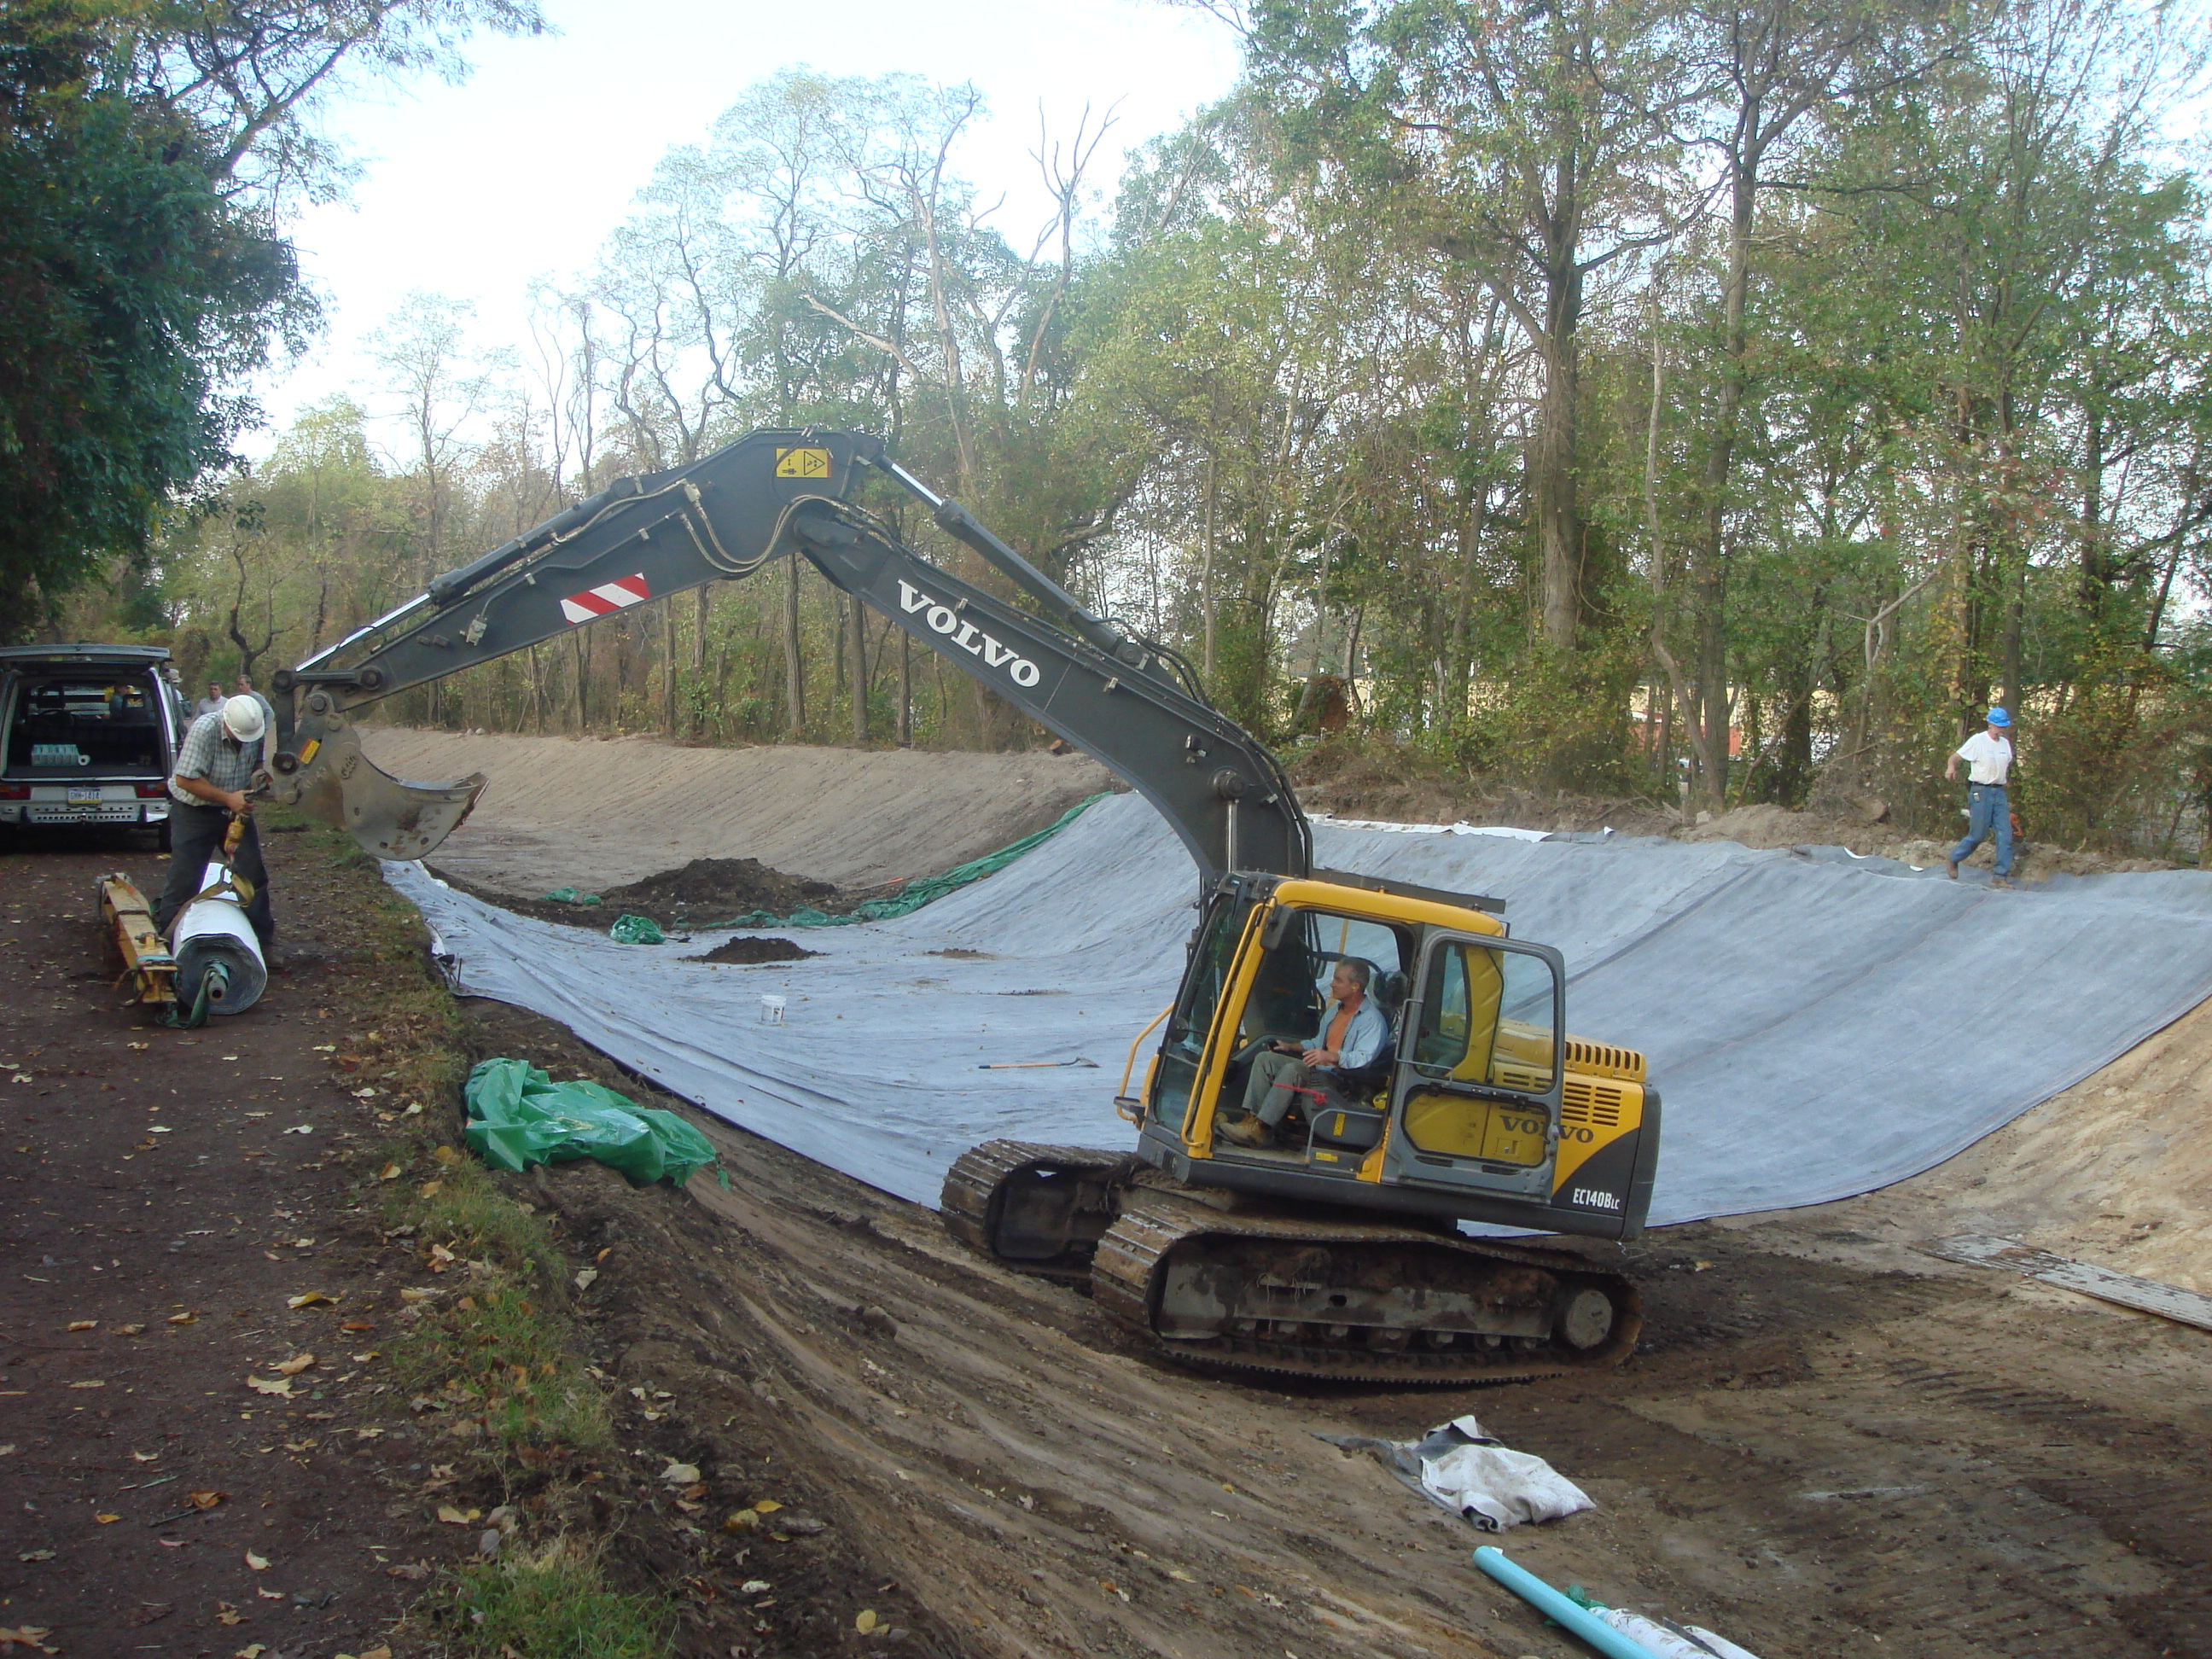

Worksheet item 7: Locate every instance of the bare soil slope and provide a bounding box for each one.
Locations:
[481,996,2212,1659]
[359,729,1115,895]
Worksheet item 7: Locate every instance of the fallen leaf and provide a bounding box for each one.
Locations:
[740,1580,771,1595]
[721,1510,760,1534]
[353,1427,386,1441]
[857,1610,879,1635]
[237,1644,268,1657]
[67,1379,104,1388]
[274,1353,315,1377]
[186,1491,227,1511]
[385,1562,430,1581]
[435,1505,480,1525]
[148,1125,172,1133]
[573,1267,598,1291]
[65,1319,96,1332]
[116,1324,144,1335]
[660,1461,700,1487]
[130,1450,158,1463]
[376,1163,402,1182]
[753,1499,783,1514]
[95,1512,120,1524]
[166,1311,197,1324]
[417,1179,444,1197]
[244,1550,269,1571]
[16,1551,53,1563]
[432,1144,459,1165]
[282,1125,312,1136]
[398,1288,435,1304]
[0,1627,58,1653]
[245,1377,294,1398]
[286,1292,335,1309]
[216,1607,245,1626]
[351,1086,378,1098]
[358,1647,393,1659]
[129,1041,150,1051]
[339,1320,375,1332]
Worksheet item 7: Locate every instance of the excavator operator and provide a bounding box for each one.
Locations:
[1218,958,1387,1148]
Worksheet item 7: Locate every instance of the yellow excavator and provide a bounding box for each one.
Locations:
[259,429,1659,1384]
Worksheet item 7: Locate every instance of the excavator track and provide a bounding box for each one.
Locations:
[944,1143,1640,1384]
[940,1140,1138,1284]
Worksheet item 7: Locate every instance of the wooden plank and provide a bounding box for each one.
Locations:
[1925,1233,2212,1334]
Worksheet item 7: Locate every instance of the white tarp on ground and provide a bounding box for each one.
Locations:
[384,790,2212,1227]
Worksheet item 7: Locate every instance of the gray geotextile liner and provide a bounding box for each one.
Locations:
[383,792,2212,1228]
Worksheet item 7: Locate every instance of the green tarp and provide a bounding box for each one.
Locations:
[711,792,1110,929]
[463,1057,725,1187]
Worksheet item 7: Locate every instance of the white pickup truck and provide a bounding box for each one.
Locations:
[0,644,188,850]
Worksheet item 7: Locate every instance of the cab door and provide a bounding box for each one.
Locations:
[1381,933,1566,1202]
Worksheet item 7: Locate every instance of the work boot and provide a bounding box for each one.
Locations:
[1217,1114,1272,1149]
[1991,876,2014,889]
[1945,856,1959,880]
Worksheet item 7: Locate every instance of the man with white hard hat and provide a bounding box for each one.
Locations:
[157,693,275,946]
[1944,707,2018,888]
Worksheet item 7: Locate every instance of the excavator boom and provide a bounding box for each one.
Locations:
[263,429,1307,883]
[261,427,1656,1383]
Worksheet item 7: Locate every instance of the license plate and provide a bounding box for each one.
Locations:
[67,785,102,805]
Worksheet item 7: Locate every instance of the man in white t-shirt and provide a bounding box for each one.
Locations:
[1944,707,2017,886]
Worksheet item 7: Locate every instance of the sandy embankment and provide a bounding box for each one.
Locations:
[360,726,1116,894]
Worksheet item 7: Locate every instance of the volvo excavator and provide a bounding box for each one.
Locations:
[260,428,1661,1385]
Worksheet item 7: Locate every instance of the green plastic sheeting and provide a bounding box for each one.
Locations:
[712,792,1111,929]
[608,913,666,945]
[463,1057,725,1187]
[543,887,602,906]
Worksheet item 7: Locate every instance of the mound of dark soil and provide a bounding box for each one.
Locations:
[428,857,848,931]
[686,934,820,965]
[601,856,835,919]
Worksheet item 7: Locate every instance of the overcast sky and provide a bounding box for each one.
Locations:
[253,0,1244,456]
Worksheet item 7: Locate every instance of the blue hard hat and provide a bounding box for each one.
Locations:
[1987,707,2011,727]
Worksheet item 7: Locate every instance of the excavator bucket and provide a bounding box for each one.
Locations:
[267,717,484,862]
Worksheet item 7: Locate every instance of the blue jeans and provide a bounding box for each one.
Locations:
[1949,783,2012,878]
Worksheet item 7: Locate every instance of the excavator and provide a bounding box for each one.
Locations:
[261,428,1661,1384]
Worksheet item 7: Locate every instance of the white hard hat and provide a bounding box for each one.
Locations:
[221,695,266,742]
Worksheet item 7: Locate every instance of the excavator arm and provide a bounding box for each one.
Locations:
[264,428,1310,880]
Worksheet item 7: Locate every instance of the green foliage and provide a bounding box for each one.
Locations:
[440,1540,669,1659]
[46,3,2212,857]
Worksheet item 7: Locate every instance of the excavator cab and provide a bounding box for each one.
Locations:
[1132,873,1658,1243]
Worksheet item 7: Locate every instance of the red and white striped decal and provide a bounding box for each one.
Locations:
[559,573,651,626]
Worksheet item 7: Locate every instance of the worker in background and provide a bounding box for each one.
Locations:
[1219,958,1387,1148]
[1945,707,2017,888]
[234,672,276,736]
[158,695,274,949]
[195,679,226,719]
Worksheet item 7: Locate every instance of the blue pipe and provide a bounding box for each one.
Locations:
[1472,1546,1662,1659]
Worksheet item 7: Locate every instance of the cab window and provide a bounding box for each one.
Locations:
[1411,941,1559,1094]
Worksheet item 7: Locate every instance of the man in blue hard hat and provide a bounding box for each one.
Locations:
[1944,707,2017,888]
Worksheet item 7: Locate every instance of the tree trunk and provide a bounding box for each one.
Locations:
[1690,163,1758,810]
[1534,304,1584,649]
[850,602,868,746]
[783,556,805,736]
[897,630,911,745]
